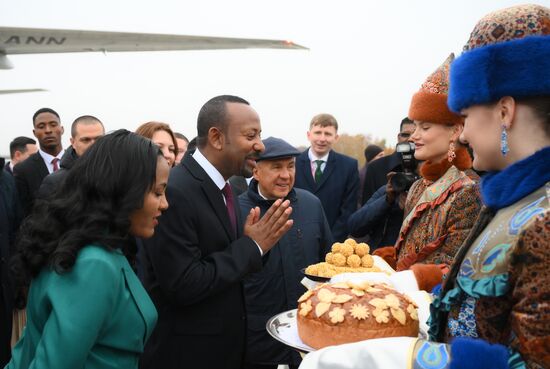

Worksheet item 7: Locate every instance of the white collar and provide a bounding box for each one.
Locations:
[193,149,226,190]
[38,148,64,165]
[308,148,330,163]
[257,184,269,200]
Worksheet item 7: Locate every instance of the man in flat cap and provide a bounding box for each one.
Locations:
[238,137,333,369]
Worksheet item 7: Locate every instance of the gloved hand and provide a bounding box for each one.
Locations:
[410,263,447,292]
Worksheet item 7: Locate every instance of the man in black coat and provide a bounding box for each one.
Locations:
[139,95,293,369]
[294,114,359,242]
[0,159,21,366]
[239,137,332,369]
[13,108,65,216]
[4,137,37,176]
[361,117,415,205]
[38,115,104,198]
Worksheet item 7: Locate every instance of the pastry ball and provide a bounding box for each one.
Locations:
[331,243,343,253]
[340,243,354,257]
[305,264,319,275]
[344,238,357,247]
[347,254,361,268]
[355,243,370,257]
[325,252,334,264]
[332,253,347,267]
[361,254,374,268]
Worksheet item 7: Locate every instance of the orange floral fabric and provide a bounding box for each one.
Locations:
[395,168,481,271]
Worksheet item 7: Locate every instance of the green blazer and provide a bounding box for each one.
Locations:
[7,245,157,369]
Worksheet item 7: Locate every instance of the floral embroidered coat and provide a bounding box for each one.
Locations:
[427,182,550,369]
[395,166,481,271]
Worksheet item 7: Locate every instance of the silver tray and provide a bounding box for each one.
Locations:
[266,309,314,353]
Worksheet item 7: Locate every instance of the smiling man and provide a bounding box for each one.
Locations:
[294,113,359,242]
[13,107,65,216]
[238,136,332,369]
[139,96,294,369]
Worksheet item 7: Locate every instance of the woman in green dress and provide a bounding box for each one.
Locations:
[6,129,169,369]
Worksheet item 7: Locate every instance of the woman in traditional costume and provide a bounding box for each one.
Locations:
[300,4,550,369]
[374,54,481,291]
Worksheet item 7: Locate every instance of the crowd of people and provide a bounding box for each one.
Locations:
[0,4,548,369]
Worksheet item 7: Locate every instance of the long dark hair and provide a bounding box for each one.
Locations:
[11,129,162,306]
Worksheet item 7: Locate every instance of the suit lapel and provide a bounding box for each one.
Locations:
[33,153,49,178]
[122,266,157,343]
[184,155,235,241]
[297,151,316,191]
[315,151,336,191]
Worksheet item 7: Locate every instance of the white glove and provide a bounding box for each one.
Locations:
[299,337,418,369]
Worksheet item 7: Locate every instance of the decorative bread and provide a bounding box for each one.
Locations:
[297,281,419,350]
[305,238,381,278]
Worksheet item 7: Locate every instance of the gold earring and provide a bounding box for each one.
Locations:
[447,142,456,163]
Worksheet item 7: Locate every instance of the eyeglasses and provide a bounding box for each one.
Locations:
[398,132,411,138]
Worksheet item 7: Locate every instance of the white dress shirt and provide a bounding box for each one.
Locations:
[38,148,65,174]
[307,148,329,178]
[193,149,263,255]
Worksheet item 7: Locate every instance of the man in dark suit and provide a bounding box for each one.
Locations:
[13,108,64,216]
[139,95,293,369]
[294,113,359,242]
[361,117,415,205]
[38,115,104,198]
[4,137,37,175]
[239,137,332,369]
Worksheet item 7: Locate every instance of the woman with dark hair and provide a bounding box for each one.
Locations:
[135,122,178,167]
[6,129,169,369]
[300,4,549,369]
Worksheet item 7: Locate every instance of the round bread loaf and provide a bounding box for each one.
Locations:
[296,281,419,350]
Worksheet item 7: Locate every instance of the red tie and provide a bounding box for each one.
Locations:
[222,183,237,237]
[51,158,60,172]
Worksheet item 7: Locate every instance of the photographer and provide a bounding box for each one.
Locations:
[360,118,415,206]
[373,55,481,291]
[348,142,419,251]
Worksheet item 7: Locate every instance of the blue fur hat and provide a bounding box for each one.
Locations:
[448,4,550,113]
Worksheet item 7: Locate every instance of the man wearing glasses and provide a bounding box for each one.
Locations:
[360,117,415,205]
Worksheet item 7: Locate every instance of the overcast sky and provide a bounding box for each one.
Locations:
[1,0,545,157]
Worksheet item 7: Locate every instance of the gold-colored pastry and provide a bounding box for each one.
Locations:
[340,243,354,257]
[350,304,370,320]
[346,254,361,268]
[354,242,370,257]
[298,290,313,303]
[332,253,347,267]
[304,239,382,278]
[297,282,419,350]
[361,254,374,268]
[328,307,346,324]
[332,294,353,303]
[331,243,343,253]
[315,302,331,317]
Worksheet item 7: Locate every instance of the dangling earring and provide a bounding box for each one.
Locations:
[500,124,509,156]
[447,142,456,163]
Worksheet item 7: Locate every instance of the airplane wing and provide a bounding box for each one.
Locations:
[0,26,307,55]
[0,88,46,94]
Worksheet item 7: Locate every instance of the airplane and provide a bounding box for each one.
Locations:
[0,26,307,93]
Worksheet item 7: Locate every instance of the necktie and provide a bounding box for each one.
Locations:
[51,158,60,172]
[314,160,324,183]
[222,183,237,237]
